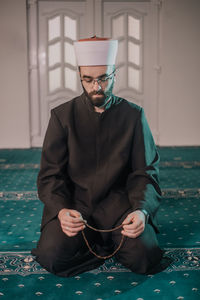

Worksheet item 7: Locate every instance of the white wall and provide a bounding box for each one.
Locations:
[159,0,200,146]
[0,0,200,148]
[0,0,30,148]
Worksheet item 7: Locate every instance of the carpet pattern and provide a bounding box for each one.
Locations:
[0,248,200,277]
[0,147,200,299]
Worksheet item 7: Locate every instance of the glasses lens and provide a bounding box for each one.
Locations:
[99,76,107,83]
[84,78,93,83]
[81,70,115,85]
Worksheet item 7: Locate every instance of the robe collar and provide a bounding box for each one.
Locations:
[83,93,116,114]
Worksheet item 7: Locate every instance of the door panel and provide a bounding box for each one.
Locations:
[33,1,86,146]
[103,1,159,140]
[30,0,159,146]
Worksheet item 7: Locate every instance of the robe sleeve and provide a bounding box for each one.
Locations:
[37,109,71,228]
[126,107,161,229]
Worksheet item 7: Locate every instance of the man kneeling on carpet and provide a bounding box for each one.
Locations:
[32,36,163,277]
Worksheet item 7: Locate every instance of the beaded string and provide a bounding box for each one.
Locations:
[81,220,124,260]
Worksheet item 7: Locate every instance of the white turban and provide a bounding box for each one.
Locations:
[74,36,118,66]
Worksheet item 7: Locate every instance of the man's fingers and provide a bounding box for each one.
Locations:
[123,220,143,231]
[64,226,85,233]
[121,226,144,238]
[67,210,83,219]
[58,209,86,237]
[62,224,85,232]
[123,223,144,234]
[121,230,142,238]
[61,220,85,228]
[122,216,132,225]
[62,229,78,237]
[65,212,84,224]
[121,211,146,239]
[66,216,83,223]
[69,210,82,217]
[61,222,85,234]
[122,222,145,238]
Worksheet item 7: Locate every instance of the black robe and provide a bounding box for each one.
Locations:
[37,93,161,232]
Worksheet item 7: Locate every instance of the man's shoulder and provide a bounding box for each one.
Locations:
[52,94,82,115]
[115,96,142,114]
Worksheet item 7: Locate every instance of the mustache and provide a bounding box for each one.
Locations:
[89,91,105,96]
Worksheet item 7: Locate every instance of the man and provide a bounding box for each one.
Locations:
[32,36,163,277]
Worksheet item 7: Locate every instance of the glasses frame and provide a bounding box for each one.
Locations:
[80,69,116,86]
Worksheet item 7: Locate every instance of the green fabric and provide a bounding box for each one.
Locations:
[0,147,200,299]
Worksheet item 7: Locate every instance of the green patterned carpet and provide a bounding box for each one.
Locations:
[0,147,200,299]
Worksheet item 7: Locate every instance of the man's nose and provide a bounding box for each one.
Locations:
[93,80,101,91]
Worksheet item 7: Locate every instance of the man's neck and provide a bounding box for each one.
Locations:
[94,95,113,113]
[94,106,105,113]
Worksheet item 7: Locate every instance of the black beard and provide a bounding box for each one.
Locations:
[82,85,107,107]
[81,79,115,108]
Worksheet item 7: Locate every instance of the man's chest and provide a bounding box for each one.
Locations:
[66,108,135,172]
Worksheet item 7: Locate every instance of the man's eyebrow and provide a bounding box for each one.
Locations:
[82,75,92,79]
[82,73,107,79]
[98,73,107,78]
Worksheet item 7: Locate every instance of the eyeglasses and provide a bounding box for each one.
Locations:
[80,69,116,86]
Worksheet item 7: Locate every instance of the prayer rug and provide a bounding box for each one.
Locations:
[0,147,200,299]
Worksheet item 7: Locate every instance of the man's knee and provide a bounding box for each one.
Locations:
[34,245,60,274]
[115,225,163,274]
[33,240,83,275]
[32,219,84,274]
[116,242,163,274]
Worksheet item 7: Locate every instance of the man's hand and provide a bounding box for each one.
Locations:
[58,208,85,237]
[121,210,146,238]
